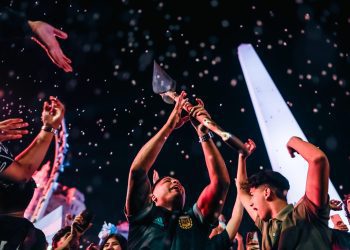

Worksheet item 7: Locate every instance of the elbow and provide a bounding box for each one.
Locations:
[311,154,328,166]
[129,166,147,178]
[212,177,230,192]
[310,154,329,171]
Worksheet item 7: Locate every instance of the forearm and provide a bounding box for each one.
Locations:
[226,196,244,241]
[130,123,173,173]
[197,139,230,221]
[12,130,53,181]
[236,154,248,194]
[288,137,328,163]
[236,239,245,250]
[236,153,257,220]
[201,139,230,187]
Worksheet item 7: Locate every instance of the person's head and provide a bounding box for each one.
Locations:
[100,234,127,250]
[243,170,290,221]
[51,226,79,250]
[151,176,186,210]
[0,178,36,215]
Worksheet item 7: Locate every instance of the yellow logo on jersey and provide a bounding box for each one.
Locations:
[178,215,193,229]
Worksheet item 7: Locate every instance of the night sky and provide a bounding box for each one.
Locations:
[1,0,350,244]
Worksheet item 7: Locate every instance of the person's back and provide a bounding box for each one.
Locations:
[0,178,47,250]
[0,214,47,250]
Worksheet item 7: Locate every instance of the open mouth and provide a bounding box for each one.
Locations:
[170,185,182,192]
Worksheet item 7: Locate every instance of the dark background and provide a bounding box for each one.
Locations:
[1,0,350,245]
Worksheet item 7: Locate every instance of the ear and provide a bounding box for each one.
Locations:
[151,194,157,203]
[264,186,273,201]
[153,170,160,184]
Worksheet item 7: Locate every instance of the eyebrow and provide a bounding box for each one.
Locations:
[162,177,171,182]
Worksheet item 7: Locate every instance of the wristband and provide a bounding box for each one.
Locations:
[199,131,214,143]
[41,125,58,135]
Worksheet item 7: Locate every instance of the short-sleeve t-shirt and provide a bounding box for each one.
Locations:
[127,203,212,250]
[0,215,47,250]
[255,195,332,250]
[0,143,14,173]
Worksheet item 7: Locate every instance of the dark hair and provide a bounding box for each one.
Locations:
[99,233,127,250]
[0,178,36,213]
[343,194,350,219]
[242,170,290,200]
[151,176,168,192]
[51,226,71,248]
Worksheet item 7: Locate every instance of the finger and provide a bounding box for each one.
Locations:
[50,96,65,111]
[62,53,72,64]
[0,118,24,125]
[49,48,67,71]
[4,129,29,135]
[177,92,187,110]
[175,91,185,109]
[195,98,204,107]
[32,36,61,66]
[248,138,256,147]
[287,147,295,158]
[54,28,68,39]
[5,122,29,130]
[180,115,190,124]
[43,101,51,112]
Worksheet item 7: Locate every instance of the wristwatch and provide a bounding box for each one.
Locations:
[41,125,58,135]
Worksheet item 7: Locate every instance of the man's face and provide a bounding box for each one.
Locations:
[250,186,271,221]
[347,197,350,213]
[103,236,122,250]
[153,177,186,208]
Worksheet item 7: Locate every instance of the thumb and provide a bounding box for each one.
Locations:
[54,28,68,39]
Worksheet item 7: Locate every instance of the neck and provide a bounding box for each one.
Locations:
[270,199,288,219]
[157,200,182,212]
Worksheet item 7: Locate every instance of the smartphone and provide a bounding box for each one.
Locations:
[74,209,94,232]
[331,214,345,227]
[246,231,260,250]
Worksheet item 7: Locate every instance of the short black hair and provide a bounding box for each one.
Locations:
[0,177,36,213]
[51,226,71,248]
[242,170,290,200]
[343,194,350,219]
[99,233,127,250]
[151,176,168,192]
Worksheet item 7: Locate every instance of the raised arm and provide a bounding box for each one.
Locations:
[191,99,230,223]
[1,97,65,182]
[225,193,244,241]
[125,91,188,216]
[236,139,257,221]
[0,7,72,72]
[286,136,329,207]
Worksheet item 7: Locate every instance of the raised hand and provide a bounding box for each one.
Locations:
[189,98,211,136]
[329,199,343,211]
[0,118,29,142]
[28,21,72,72]
[166,91,189,130]
[241,138,256,158]
[286,136,302,158]
[41,96,65,129]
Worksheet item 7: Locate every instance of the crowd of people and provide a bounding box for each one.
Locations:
[1,4,350,250]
